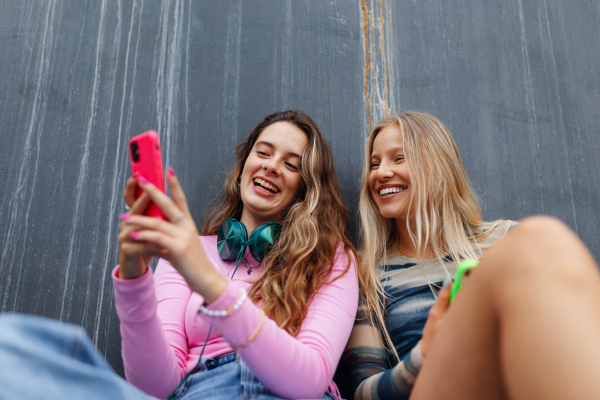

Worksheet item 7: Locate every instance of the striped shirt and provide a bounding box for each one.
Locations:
[339,220,514,400]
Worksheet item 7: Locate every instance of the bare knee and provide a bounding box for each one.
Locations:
[478,215,598,293]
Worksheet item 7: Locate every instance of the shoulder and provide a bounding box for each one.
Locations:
[330,242,358,279]
[199,234,221,263]
[478,220,517,247]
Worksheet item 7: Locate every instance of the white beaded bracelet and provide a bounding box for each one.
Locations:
[199,288,247,317]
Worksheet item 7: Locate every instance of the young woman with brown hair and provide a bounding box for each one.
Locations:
[341,111,600,400]
[0,110,364,400]
[114,110,360,399]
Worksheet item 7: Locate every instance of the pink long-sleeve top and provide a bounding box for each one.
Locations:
[112,235,359,399]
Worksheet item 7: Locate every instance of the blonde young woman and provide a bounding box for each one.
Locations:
[340,111,600,400]
[0,111,361,400]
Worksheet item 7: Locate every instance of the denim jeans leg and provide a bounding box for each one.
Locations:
[0,313,157,400]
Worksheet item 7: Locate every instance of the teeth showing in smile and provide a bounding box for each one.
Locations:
[254,178,279,194]
[379,186,406,196]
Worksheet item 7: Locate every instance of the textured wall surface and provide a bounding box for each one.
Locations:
[1,0,599,376]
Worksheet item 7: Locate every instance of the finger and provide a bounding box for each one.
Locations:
[121,214,180,237]
[437,282,451,309]
[429,280,452,316]
[130,229,179,251]
[137,176,183,222]
[118,222,144,243]
[129,191,151,216]
[165,167,191,216]
[123,177,138,208]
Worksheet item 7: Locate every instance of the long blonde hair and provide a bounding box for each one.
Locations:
[359,111,504,357]
[203,110,362,336]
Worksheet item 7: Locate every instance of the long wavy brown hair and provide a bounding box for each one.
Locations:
[202,110,358,336]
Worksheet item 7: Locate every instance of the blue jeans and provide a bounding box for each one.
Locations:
[0,314,336,400]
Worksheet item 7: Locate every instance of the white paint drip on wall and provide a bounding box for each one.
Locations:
[59,0,108,321]
[220,0,242,151]
[540,0,578,234]
[1,0,58,312]
[516,0,545,213]
[93,0,138,346]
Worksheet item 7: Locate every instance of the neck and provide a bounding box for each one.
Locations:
[239,208,272,236]
[394,218,437,259]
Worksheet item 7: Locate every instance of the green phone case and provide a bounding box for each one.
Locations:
[449,259,479,303]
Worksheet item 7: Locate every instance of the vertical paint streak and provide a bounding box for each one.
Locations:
[281,0,293,110]
[156,0,170,139]
[378,0,388,115]
[516,0,544,213]
[360,0,396,134]
[93,0,137,344]
[220,0,242,149]
[59,0,107,321]
[540,0,578,232]
[1,0,58,311]
[361,0,371,132]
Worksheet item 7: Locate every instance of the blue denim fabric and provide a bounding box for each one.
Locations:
[0,313,155,400]
[174,353,337,400]
[0,314,337,400]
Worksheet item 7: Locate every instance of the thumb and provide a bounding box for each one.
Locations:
[432,275,452,313]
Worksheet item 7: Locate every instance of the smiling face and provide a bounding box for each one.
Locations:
[368,124,412,220]
[239,122,308,227]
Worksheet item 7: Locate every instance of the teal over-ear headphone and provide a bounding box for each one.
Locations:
[217,218,282,277]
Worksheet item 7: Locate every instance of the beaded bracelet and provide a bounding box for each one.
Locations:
[234,309,265,351]
[199,288,247,317]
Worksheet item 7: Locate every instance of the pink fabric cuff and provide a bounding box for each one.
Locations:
[112,265,157,323]
[200,280,262,348]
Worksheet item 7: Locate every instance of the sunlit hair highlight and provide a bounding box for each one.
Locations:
[359,111,505,359]
[202,110,361,336]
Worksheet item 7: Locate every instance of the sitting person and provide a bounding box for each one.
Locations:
[0,110,365,400]
[340,111,600,400]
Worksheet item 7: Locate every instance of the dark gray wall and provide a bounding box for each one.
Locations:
[1,0,598,375]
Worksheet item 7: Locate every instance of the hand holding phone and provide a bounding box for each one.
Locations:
[129,130,166,220]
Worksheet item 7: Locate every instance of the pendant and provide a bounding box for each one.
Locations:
[247,269,252,275]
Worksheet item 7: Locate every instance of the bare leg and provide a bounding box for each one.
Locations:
[411,216,600,400]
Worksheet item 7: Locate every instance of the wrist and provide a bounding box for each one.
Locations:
[117,258,148,279]
[191,269,227,305]
[118,265,148,279]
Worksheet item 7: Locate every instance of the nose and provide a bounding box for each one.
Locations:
[375,161,394,180]
[262,161,281,176]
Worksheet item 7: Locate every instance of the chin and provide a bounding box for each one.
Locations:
[378,207,406,220]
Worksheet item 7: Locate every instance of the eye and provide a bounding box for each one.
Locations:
[256,151,269,157]
[370,162,380,169]
[395,155,405,162]
[285,162,299,171]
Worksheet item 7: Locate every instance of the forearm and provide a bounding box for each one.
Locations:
[112,266,186,398]
[354,342,424,400]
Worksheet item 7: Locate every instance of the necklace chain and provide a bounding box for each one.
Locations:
[241,258,261,275]
[395,239,409,257]
[395,246,408,257]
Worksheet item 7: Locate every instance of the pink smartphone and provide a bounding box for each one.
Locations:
[129,130,166,220]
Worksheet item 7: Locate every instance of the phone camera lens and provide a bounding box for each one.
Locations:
[131,142,140,163]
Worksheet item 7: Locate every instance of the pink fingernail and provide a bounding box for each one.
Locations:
[120,214,131,220]
[130,231,139,239]
[167,166,175,176]
[132,171,140,178]
[138,175,149,185]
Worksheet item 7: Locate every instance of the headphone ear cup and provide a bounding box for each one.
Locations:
[217,218,248,261]
[248,222,282,263]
